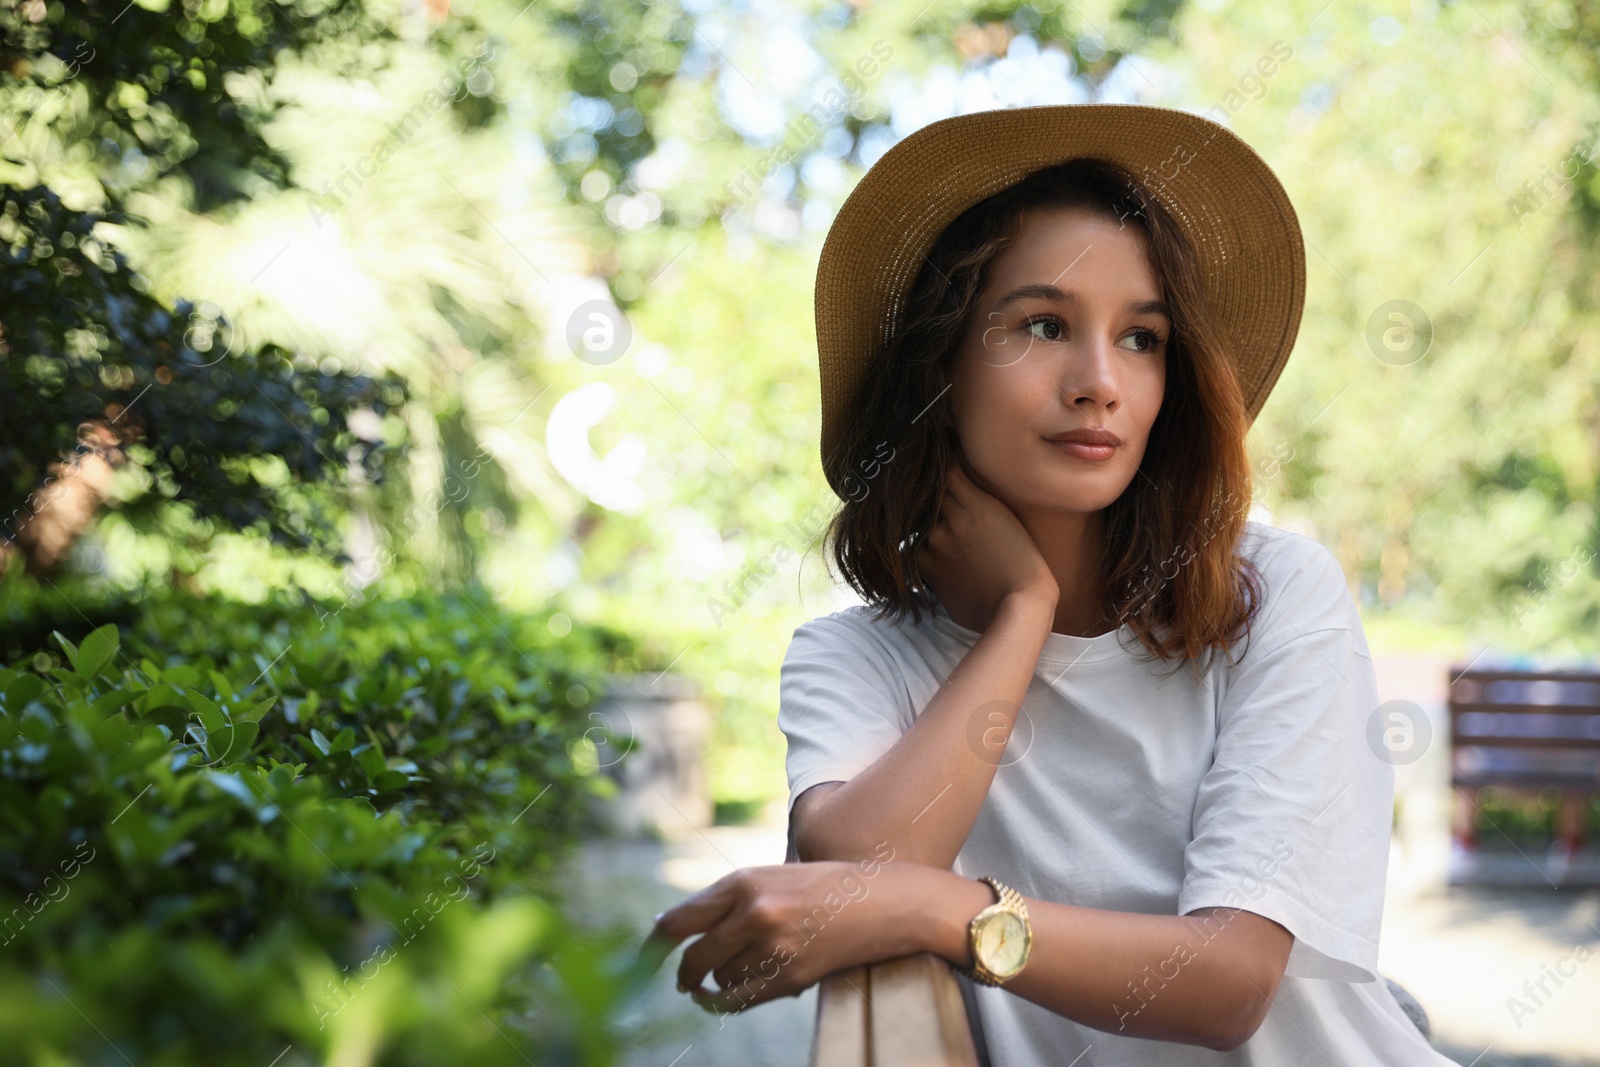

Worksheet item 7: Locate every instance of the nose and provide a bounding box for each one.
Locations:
[1057,330,1120,414]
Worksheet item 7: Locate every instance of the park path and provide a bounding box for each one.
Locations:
[560,817,817,1067]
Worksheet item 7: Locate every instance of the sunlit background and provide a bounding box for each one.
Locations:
[4,0,1599,1063]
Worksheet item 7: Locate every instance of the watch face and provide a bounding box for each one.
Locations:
[975,911,1030,978]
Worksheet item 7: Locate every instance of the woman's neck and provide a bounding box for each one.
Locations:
[1018,505,1114,638]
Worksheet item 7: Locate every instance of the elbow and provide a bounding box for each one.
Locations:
[1204,1020,1261,1054]
[1200,1010,1265,1053]
[793,820,872,864]
[792,824,833,863]
[794,812,908,868]
[1200,972,1279,1052]
[796,830,902,874]
[791,809,842,863]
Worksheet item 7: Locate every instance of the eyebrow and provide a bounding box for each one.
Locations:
[990,283,1169,319]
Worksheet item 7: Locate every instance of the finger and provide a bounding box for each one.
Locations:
[710,939,791,994]
[692,984,759,1016]
[700,939,810,1014]
[942,465,973,506]
[691,971,797,1016]
[950,455,995,502]
[676,912,759,995]
[651,877,743,951]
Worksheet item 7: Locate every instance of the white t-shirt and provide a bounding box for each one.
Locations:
[778,521,1458,1066]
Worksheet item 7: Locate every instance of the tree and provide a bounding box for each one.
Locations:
[0,181,398,574]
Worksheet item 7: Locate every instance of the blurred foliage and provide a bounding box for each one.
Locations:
[1470,786,1600,845]
[0,581,661,1064]
[1164,0,1600,662]
[0,183,402,561]
[0,0,387,210]
[540,0,695,208]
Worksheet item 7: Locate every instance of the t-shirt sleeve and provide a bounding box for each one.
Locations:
[1176,539,1395,983]
[777,613,915,817]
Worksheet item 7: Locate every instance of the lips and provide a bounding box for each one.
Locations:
[1044,428,1121,447]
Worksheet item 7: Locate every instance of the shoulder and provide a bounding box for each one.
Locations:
[783,603,921,667]
[779,604,927,729]
[784,604,934,655]
[1235,521,1360,638]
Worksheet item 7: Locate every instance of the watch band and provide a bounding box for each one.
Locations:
[958,875,1031,987]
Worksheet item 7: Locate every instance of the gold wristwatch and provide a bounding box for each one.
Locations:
[958,876,1032,987]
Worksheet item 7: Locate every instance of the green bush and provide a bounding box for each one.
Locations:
[120,588,641,898]
[0,587,661,1065]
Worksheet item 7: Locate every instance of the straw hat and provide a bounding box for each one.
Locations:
[814,103,1306,501]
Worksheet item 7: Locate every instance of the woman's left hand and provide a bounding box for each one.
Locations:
[641,860,943,1014]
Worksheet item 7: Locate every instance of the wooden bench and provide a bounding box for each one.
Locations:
[1446,665,1600,855]
[810,953,981,1067]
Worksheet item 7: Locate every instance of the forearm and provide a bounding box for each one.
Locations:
[795,590,1056,868]
[892,865,1280,1051]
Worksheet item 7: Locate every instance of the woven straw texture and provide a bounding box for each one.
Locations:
[813,103,1306,500]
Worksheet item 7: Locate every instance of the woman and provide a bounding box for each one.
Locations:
[646,104,1454,1065]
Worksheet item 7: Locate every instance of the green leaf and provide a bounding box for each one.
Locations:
[2,674,44,712]
[51,630,80,670]
[206,770,258,806]
[375,769,409,791]
[329,726,355,754]
[76,624,120,678]
[308,728,332,756]
[140,684,187,713]
[208,669,236,703]
[48,667,87,691]
[219,722,259,765]
[238,697,275,725]
[357,745,387,779]
[186,690,222,720]
[91,688,139,717]
[162,664,201,690]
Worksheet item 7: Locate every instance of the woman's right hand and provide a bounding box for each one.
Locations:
[916,460,1059,631]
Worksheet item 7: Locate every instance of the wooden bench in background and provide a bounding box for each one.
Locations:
[1447,666,1600,868]
[810,953,980,1067]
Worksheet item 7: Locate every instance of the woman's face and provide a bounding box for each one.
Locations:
[948,204,1168,516]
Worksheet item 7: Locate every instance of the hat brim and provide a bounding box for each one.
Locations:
[814,103,1306,500]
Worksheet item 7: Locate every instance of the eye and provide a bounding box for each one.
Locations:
[1023,316,1064,342]
[1118,327,1167,353]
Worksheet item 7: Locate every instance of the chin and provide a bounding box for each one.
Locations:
[1002,474,1122,514]
[967,448,1131,512]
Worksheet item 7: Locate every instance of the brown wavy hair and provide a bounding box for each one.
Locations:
[822,157,1264,680]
